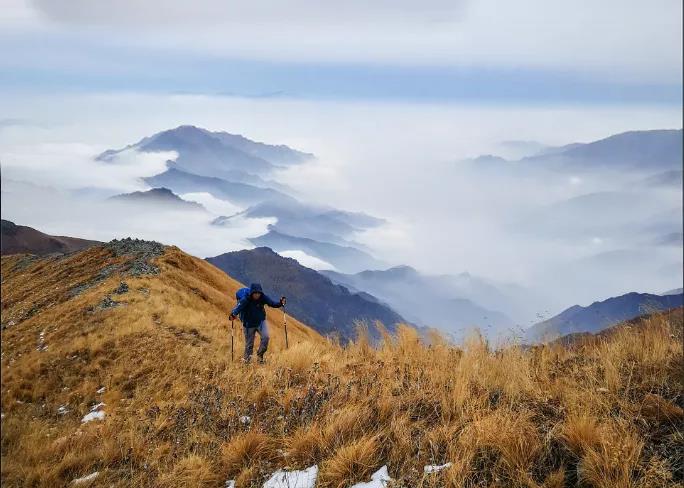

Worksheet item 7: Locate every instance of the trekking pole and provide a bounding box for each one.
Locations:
[282,296,289,349]
[230,316,234,362]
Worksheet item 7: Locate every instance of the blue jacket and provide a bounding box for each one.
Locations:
[231,283,283,328]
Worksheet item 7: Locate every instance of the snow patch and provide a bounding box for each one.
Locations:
[239,415,251,425]
[72,472,99,484]
[36,328,47,352]
[349,466,392,488]
[263,465,318,488]
[424,462,452,473]
[57,405,69,415]
[96,386,106,394]
[81,411,105,423]
[225,480,235,488]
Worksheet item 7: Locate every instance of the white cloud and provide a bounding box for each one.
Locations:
[278,250,336,271]
[0,142,172,192]
[180,192,243,216]
[0,178,275,257]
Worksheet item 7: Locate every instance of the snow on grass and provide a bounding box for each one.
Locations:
[71,472,99,484]
[349,466,392,488]
[81,402,106,422]
[262,465,318,488]
[57,405,69,415]
[424,462,452,473]
[239,415,251,425]
[81,411,105,423]
[225,480,235,488]
[96,386,106,394]
[36,329,47,352]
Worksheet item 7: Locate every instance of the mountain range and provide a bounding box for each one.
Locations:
[522,129,683,171]
[22,125,679,336]
[526,290,684,342]
[98,125,385,272]
[322,266,519,341]
[108,187,206,212]
[99,125,312,185]
[216,199,384,246]
[250,228,386,273]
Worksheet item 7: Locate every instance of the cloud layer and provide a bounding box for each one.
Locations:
[1,92,681,316]
[0,0,678,84]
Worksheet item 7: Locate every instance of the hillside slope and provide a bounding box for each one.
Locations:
[551,307,684,347]
[1,219,101,256]
[1,239,319,485]
[206,247,405,340]
[2,243,682,487]
[527,291,684,342]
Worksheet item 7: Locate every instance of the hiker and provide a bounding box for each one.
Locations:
[229,283,286,363]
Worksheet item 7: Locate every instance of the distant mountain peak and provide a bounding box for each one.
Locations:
[97,125,315,186]
[522,128,683,170]
[108,187,206,212]
[473,154,509,164]
[388,264,418,273]
[526,290,683,342]
[1,220,100,256]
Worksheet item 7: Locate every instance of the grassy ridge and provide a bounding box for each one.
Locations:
[1,246,682,487]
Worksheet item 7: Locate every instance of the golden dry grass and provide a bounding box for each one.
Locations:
[1,245,683,487]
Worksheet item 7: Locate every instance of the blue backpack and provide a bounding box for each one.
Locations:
[236,287,250,302]
[234,287,250,323]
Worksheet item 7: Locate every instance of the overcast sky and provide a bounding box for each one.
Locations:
[1,0,682,102]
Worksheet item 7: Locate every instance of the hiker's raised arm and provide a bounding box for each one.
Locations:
[263,294,284,308]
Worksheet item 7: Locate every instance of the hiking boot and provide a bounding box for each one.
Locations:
[257,354,265,364]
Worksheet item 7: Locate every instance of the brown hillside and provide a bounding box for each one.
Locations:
[1,220,101,256]
[1,242,683,487]
[1,240,319,485]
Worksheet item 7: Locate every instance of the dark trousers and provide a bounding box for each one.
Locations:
[243,320,269,360]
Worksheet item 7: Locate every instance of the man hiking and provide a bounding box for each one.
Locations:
[229,283,286,363]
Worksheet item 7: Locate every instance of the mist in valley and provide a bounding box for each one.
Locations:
[1,93,681,331]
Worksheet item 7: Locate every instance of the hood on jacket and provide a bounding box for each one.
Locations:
[249,283,264,294]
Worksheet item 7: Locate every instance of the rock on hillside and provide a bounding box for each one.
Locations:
[1,219,101,256]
